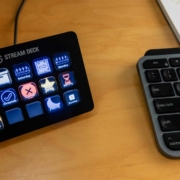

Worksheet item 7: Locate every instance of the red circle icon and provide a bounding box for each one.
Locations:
[19,82,38,100]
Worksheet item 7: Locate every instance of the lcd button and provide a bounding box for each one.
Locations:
[0,88,19,107]
[26,101,44,118]
[0,116,4,130]
[5,108,24,125]
[53,52,71,70]
[59,71,76,89]
[13,62,33,81]
[19,82,39,101]
[39,76,58,95]
[64,89,80,106]
[44,95,63,113]
[33,57,53,76]
[0,68,12,88]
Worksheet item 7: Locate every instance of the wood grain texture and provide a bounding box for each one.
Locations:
[0,0,179,179]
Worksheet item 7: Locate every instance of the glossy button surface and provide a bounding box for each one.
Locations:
[64,89,80,106]
[19,82,39,101]
[0,88,19,107]
[53,52,71,70]
[33,57,53,76]
[5,108,24,125]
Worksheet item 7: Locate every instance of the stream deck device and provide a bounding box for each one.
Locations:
[0,31,94,142]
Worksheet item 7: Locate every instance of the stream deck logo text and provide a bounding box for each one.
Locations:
[0,47,39,63]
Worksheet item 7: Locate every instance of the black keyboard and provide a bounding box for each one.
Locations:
[137,51,180,158]
[0,32,94,142]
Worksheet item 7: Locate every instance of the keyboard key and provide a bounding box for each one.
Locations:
[149,83,174,97]
[26,101,44,118]
[164,133,180,150]
[145,70,161,82]
[169,57,180,67]
[176,68,180,79]
[0,116,4,130]
[0,68,12,88]
[19,82,39,101]
[59,71,76,89]
[44,95,64,113]
[161,69,177,81]
[154,98,180,113]
[53,52,71,70]
[13,62,33,81]
[0,88,19,107]
[159,115,180,131]
[143,59,169,69]
[33,57,53,76]
[174,83,180,95]
[39,76,58,95]
[5,108,24,125]
[64,89,80,106]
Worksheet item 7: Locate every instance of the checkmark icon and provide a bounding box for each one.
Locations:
[4,93,13,101]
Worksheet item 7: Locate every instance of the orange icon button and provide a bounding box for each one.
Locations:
[19,82,39,101]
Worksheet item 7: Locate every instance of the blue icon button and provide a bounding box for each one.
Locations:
[53,52,71,70]
[64,89,80,106]
[33,57,53,76]
[59,71,76,89]
[26,101,44,118]
[5,108,24,125]
[0,68,12,88]
[39,76,58,95]
[44,95,63,113]
[0,117,4,130]
[0,88,19,107]
[13,62,33,81]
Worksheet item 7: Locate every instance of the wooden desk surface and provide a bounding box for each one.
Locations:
[0,0,180,179]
